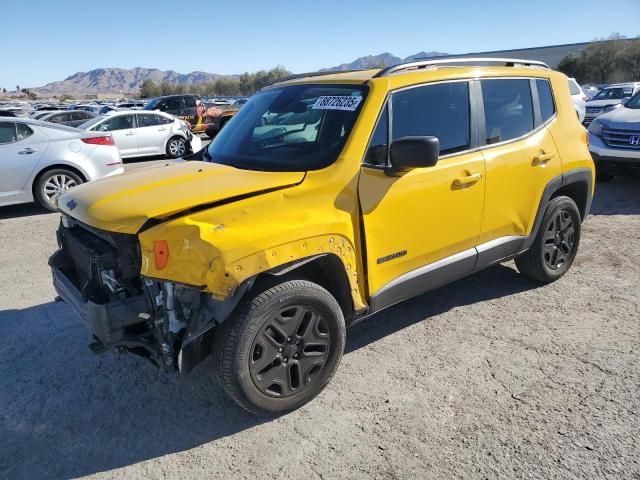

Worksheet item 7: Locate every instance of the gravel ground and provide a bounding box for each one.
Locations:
[0,173,638,480]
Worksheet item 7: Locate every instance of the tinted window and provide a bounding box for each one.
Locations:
[536,79,556,123]
[0,122,17,144]
[164,98,183,111]
[16,123,33,141]
[157,115,172,125]
[185,96,197,108]
[97,115,135,131]
[391,82,470,155]
[137,113,161,127]
[568,79,581,95]
[364,105,388,166]
[481,79,534,144]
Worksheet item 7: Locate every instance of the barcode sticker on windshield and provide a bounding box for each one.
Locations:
[312,96,363,111]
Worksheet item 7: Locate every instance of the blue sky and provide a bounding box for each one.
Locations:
[1,0,638,89]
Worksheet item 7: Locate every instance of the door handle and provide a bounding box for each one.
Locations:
[453,172,482,188]
[158,127,167,131]
[18,148,37,155]
[125,132,135,136]
[532,151,555,166]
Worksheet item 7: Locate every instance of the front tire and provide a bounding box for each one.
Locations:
[35,168,83,211]
[515,196,581,283]
[214,280,346,415]
[166,136,187,158]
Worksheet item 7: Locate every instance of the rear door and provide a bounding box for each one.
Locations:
[0,122,47,203]
[93,114,138,157]
[476,77,562,265]
[135,113,172,155]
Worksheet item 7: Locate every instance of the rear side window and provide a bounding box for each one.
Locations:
[391,82,470,155]
[481,79,534,144]
[137,113,160,127]
[568,79,581,95]
[16,123,33,141]
[97,115,135,131]
[185,96,197,108]
[157,115,172,125]
[0,122,17,144]
[536,80,556,123]
[364,105,388,166]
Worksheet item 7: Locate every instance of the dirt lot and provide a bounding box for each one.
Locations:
[0,172,639,480]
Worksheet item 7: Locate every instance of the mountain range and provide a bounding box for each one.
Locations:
[28,51,448,96]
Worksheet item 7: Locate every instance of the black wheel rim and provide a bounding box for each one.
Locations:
[543,209,575,270]
[249,305,331,398]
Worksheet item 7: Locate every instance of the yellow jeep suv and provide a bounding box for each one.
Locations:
[50,58,594,415]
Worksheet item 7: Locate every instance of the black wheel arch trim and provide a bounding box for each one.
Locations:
[522,168,593,251]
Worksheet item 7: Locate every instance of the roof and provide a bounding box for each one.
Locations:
[270,58,552,87]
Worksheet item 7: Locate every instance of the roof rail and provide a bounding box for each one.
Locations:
[266,69,368,87]
[373,57,550,77]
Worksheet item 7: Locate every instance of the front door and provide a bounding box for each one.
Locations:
[358,81,485,310]
[0,121,47,203]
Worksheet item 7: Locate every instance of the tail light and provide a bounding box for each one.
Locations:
[154,240,169,270]
[82,135,114,146]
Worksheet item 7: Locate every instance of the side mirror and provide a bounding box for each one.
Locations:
[388,136,439,174]
[620,98,629,106]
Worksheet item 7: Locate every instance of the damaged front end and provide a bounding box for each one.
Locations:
[49,215,247,373]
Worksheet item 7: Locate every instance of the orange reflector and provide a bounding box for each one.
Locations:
[583,130,589,147]
[154,240,169,270]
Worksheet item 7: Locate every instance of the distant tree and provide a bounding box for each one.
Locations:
[1,88,4,94]
[620,39,640,80]
[583,35,627,83]
[139,79,161,98]
[557,54,588,81]
[16,85,20,92]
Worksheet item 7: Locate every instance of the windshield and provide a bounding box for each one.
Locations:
[592,87,633,100]
[143,98,162,110]
[626,92,640,109]
[206,84,367,172]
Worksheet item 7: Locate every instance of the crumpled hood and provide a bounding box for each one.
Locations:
[58,161,304,234]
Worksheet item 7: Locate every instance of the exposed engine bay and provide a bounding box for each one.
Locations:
[49,215,248,373]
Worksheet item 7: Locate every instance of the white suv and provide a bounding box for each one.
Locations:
[568,78,586,123]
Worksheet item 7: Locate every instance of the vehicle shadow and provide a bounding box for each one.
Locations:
[346,264,537,353]
[0,203,52,220]
[590,177,640,215]
[0,264,538,479]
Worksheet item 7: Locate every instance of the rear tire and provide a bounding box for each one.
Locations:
[213,280,346,416]
[515,196,581,284]
[35,168,83,212]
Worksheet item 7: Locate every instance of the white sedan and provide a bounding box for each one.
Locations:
[0,118,123,211]
[79,110,201,159]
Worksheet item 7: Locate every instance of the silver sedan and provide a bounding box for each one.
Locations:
[0,118,124,211]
